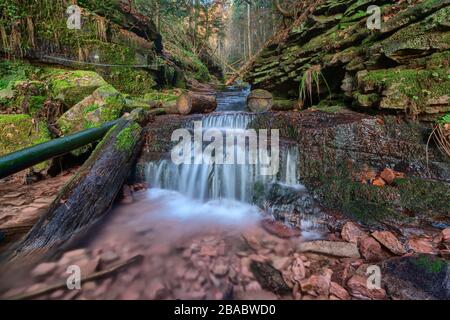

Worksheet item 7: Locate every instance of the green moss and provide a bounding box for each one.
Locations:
[360,67,450,112]
[0,114,51,171]
[114,123,141,151]
[83,104,100,115]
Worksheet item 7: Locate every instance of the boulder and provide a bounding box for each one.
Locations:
[57,85,125,135]
[299,268,333,297]
[261,218,301,239]
[347,274,386,300]
[359,237,385,262]
[341,221,366,244]
[49,70,108,108]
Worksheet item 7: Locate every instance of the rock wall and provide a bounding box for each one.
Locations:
[244,0,450,119]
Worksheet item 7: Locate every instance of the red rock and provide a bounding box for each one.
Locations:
[330,281,350,300]
[442,229,450,243]
[200,245,217,257]
[372,178,386,187]
[341,222,366,244]
[261,218,301,238]
[347,274,386,300]
[359,237,384,261]
[408,238,437,254]
[371,231,406,255]
[272,256,291,271]
[299,268,332,296]
[380,168,396,185]
[31,262,58,279]
[290,257,306,282]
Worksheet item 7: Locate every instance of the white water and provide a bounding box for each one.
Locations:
[145,89,301,202]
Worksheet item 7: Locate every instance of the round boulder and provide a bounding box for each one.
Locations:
[247,89,273,112]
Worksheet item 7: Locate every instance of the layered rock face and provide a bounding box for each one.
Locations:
[244,0,450,119]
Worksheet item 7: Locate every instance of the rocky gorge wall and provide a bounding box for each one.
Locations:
[244,0,450,119]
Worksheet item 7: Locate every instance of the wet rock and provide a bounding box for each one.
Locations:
[212,260,229,277]
[382,254,449,300]
[272,256,291,271]
[359,237,384,262]
[347,274,386,300]
[371,231,406,256]
[330,281,350,300]
[261,218,301,239]
[299,268,332,297]
[407,237,437,254]
[31,262,58,279]
[290,257,306,282]
[379,168,396,185]
[199,245,217,257]
[297,240,360,258]
[341,222,366,244]
[442,229,450,243]
[100,251,119,264]
[250,261,291,295]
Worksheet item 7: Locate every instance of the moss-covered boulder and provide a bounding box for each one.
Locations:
[49,70,108,108]
[57,85,125,136]
[0,114,51,172]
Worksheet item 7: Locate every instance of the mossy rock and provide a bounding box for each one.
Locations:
[49,70,108,108]
[356,68,450,115]
[57,84,125,136]
[0,114,51,172]
[247,89,273,112]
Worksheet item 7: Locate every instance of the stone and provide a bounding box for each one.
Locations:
[359,237,384,262]
[245,281,262,291]
[145,279,167,299]
[100,250,119,264]
[372,178,386,187]
[371,231,406,255]
[379,168,396,185]
[212,261,229,277]
[347,274,386,300]
[341,222,366,244]
[442,229,450,243]
[407,238,437,254]
[199,245,217,257]
[261,218,301,239]
[31,262,58,279]
[297,240,360,258]
[272,256,291,271]
[330,281,350,300]
[290,257,306,282]
[299,268,332,297]
[79,257,100,277]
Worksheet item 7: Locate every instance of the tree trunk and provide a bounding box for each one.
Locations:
[6,116,143,260]
[247,3,252,59]
[0,120,118,179]
[176,92,217,115]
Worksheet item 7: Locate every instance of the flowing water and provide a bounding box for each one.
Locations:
[0,87,328,300]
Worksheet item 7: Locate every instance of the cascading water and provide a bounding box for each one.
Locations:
[145,87,302,203]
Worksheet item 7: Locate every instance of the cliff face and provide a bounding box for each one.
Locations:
[244,0,450,119]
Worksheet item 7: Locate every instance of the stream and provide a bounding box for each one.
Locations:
[0,87,330,300]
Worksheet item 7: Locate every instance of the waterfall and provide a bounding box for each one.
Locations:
[145,88,301,203]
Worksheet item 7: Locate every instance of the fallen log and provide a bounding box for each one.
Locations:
[0,120,118,179]
[162,100,179,114]
[176,92,217,115]
[7,113,143,260]
[247,89,273,112]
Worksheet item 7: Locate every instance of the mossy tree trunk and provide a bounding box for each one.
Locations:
[7,116,143,260]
